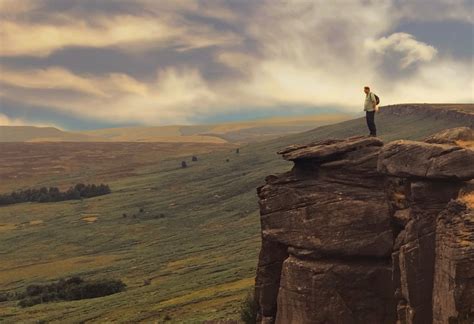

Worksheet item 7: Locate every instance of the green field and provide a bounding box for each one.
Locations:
[0,109,471,323]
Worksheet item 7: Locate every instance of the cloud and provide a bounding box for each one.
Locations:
[392,0,474,23]
[0,66,217,125]
[365,32,438,68]
[0,113,25,126]
[0,0,472,128]
[0,65,148,97]
[0,4,242,57]
[0,112,57,127]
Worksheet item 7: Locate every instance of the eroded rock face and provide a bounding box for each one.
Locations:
[379,142,470,324]
[276,255,395,324]
[256,136,396,323]
[254,130,474,324]
[433,201,474,323]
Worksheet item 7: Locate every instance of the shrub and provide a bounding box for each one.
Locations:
[240,290,257,324]
[0,293,8,302]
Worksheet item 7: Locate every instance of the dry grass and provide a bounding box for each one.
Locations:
[456,140,474,149]
[157,277,254,308]
[82,216,98,223]
[29,220,44,225]
[0,142,232,192]
[461,192,474,208]
[0,255,119,287]
[165,256,203,271]
[0,223,16,232]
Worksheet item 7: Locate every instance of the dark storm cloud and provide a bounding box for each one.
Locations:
[26,0,149,21]
[0,45,244,83]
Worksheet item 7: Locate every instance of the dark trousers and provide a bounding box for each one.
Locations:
[366,111,376,136]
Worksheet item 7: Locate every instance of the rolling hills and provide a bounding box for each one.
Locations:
[0,114,352,144]
[0,104,472,323]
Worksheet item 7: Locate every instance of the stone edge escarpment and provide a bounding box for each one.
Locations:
[254,127,474,324]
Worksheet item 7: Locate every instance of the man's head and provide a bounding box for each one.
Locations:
[364,86,370,94]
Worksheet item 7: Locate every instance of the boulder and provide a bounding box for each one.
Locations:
[378,140,474,180]
[425,127,474,144]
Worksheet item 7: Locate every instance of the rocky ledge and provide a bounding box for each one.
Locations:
[254,127,474,324]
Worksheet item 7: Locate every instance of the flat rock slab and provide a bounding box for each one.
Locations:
[279,136,383,162]
[377,140,474,180]
[425,127,474,144]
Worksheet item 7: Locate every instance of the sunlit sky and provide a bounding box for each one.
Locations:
[0,0,473,130]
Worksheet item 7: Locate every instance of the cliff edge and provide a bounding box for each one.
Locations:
[254,127,474,324]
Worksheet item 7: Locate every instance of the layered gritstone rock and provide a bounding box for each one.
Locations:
[432,201,474,323]
[254,129,474,324]
[255,136,396,323]
[378,131,474,324]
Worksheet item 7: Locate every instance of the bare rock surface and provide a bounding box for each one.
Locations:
[254,129,474,324]
[378,140,474,180]
[256,135,395,323]
[425,126,474,144]
[275,255,395,324]
[432,201,474,323]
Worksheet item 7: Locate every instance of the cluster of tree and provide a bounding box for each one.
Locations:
[17,276,126,308]
[0,183,111,206]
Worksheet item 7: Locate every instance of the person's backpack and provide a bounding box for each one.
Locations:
[373,93,380,105]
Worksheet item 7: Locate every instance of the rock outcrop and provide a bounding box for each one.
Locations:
[425,127,474,145]
[254,129,474,324]
[432,201,474,323]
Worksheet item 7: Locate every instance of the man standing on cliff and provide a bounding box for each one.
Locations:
[364,86,378,137]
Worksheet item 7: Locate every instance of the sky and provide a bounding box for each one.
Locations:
[0,0,473,130]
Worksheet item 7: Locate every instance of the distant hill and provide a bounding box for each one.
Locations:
[0,114,352,143]
[0,126,99,142]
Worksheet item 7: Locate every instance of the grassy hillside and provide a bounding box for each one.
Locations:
[0,106,472,323]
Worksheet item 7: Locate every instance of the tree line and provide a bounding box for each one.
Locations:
[0,183,111,206]
[0,276,126,308]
